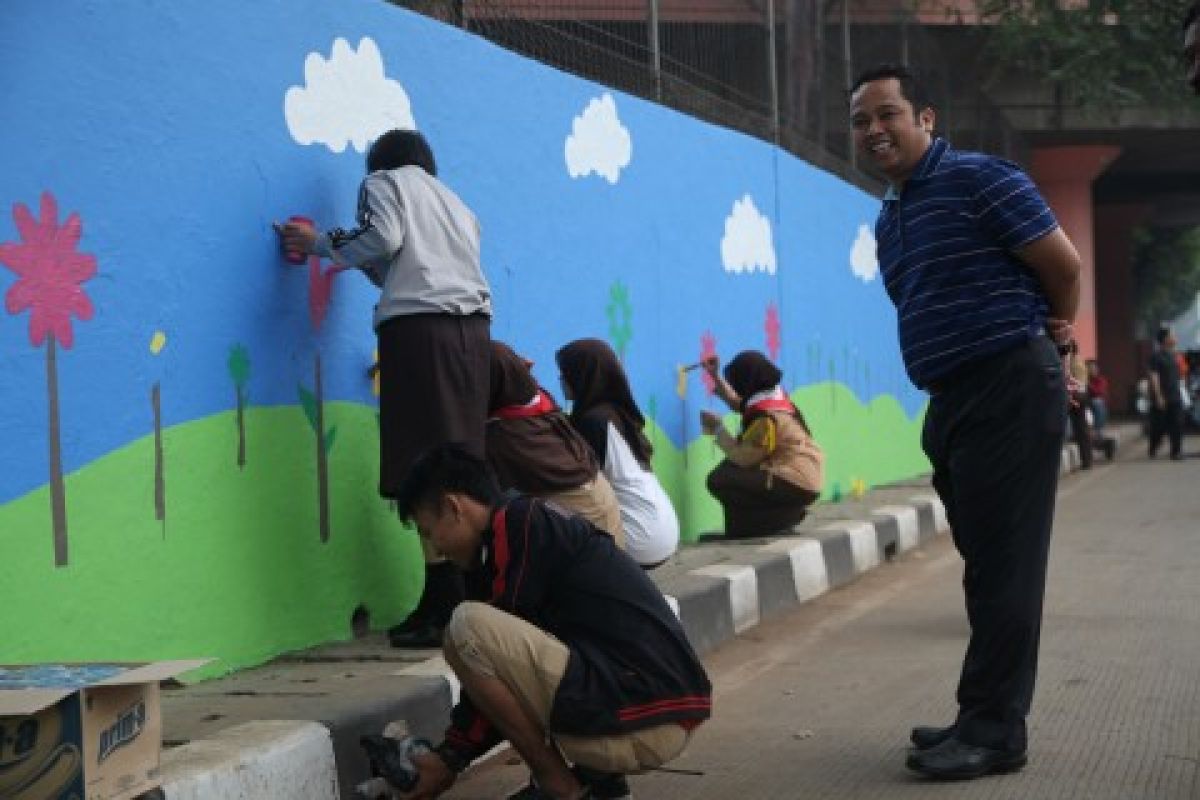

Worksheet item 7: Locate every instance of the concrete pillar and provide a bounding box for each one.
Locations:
[1030,146,1122,360]
[1094,204,1151,415]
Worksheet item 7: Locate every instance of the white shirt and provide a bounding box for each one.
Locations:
[601,422,679,566]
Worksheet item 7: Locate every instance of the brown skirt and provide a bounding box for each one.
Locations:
[377,313,490,499]
[706,460,819,538]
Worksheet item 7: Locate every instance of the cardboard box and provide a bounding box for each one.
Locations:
[0,660,208,800]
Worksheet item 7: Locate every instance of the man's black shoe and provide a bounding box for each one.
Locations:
[909,724,955,750]
[906,737,1027,780]
[387,621,443,649]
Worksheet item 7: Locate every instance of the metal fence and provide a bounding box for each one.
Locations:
[391,0,1026,192]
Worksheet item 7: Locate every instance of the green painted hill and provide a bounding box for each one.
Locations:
[0,382,926,679]
[0,404,421,681]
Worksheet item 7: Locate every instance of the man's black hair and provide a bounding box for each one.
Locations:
[1184,1,1198,31]
[394,443,502,522]
[1157,326,1173,345]
[850,63,935,113]
[367,129,438,175]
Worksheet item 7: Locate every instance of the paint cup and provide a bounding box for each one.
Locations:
[282,215,314,265]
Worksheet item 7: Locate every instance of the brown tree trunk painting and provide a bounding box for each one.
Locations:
[152,381,165,530]
[236,390,246,469]
[315,353,330,543]
[47,337,68,567]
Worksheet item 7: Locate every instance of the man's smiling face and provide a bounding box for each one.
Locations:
[850,77,935,186]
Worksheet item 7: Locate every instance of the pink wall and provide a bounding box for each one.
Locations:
[1095,204,1150,414]
[1031,145,1122,360]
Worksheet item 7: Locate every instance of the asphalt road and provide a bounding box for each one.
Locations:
[446,443,1200,799]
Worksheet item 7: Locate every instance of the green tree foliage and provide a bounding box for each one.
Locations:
[975,0,1191,113]
[1133,225,1200,328]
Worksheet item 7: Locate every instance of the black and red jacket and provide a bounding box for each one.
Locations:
[443,495,711,764]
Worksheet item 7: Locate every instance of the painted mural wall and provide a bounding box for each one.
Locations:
[0,0,928,678]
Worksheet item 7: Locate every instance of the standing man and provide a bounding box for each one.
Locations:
[849,64,1082,780]
[1147,326,1185,460]
[1185,2,1199,94]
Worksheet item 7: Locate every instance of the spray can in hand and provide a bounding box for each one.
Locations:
[280,215,314,265]
[355,734,433,797]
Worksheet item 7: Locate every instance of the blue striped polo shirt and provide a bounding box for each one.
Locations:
[875,138,1058,389]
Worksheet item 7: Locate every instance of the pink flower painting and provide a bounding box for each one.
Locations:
[699,331,718,395]
[765,302,781,362]
[0,191,97,566]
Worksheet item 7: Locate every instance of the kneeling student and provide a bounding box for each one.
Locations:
[394,444,711,800]
[556,338,679,568]
[488,341,625,548]
[700,351,823,538]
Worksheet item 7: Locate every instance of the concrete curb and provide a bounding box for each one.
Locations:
[151,430,1136,798]
[156,721,338,799]
[660,492,949,655]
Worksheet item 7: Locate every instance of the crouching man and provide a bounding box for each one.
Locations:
[393,444,711,800]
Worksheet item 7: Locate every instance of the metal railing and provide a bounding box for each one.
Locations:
[392,0,1027,192]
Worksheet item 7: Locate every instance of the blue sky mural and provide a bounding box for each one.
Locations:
[0,0,923,505]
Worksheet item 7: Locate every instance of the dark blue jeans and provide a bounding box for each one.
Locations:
[922,336,1066,753]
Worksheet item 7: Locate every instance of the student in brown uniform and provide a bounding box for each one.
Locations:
[699,351,824,538]
[487,341,625,548]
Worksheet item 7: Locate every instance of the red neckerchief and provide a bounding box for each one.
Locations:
[490,389,557,420]
[744,388,795,416]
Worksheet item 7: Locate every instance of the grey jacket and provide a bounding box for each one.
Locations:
[315,166,492,328]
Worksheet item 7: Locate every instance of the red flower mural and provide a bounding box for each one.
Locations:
[699,330,718,395]
[765,302,781,362]
[295,254,348,543]
[2,192,95,347]
[0,191,97,566]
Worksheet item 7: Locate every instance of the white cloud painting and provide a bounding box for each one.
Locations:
[285,37,416,153]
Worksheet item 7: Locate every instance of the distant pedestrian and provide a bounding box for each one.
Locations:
[1066,343,1093,470]
[1085,359,1110,432]
[1184,2,1199,94]
[1147,326,1185,460]
[850,64,1082,780]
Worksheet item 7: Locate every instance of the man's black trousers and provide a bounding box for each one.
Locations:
[922,336,1066,753]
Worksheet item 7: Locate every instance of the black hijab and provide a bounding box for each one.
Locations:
[723,350,812,435]
[723,351,782,404]
[556,338,654,468]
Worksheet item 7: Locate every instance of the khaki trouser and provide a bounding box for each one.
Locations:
[536,474,626,550]
[444,602,690,774]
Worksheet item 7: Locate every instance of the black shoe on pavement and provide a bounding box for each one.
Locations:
[909,724,956,751]
[387,620,443,649]
[573,765,632,800]
[505,779,593,799]
[905,737,1027,780]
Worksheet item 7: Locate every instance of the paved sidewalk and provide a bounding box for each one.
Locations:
[149,423,1139,798]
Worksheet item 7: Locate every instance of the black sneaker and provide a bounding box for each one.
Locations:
[387,620,443,649]
[573,766,631,800]
[505,781,593,799]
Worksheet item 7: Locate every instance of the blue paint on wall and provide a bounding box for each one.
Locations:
[0,0,923,505]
